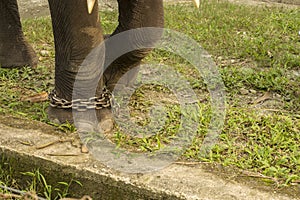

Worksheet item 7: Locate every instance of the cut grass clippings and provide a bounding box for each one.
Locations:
[0,0,299,191]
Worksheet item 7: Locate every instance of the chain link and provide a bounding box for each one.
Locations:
[48,88,113,112]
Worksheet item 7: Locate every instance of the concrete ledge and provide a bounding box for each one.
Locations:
[0,116,298,199]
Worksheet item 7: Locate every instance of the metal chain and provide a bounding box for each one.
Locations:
[48,88,113,112]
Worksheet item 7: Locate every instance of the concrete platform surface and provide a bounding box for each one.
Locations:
[0,116,298,200]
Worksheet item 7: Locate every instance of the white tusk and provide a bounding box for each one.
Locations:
[193,0,200,8]
[87,0,96,14]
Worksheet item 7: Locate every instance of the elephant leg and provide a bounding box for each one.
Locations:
[0,0,37,68]
[104,0,164,91]
[47,0,113,133]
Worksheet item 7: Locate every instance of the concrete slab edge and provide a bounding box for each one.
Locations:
[0,146,182,200]
[0,117,298,200]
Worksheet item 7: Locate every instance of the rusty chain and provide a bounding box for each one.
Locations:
[48,88,113,112]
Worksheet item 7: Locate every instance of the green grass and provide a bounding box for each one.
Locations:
[0,0,299,191]
[0,157,81,199]
[161,2,299,186]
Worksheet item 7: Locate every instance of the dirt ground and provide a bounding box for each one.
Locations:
[17,0,300,19]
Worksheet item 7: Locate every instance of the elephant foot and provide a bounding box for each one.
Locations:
[0,40,38,68]
[47,107,73,124]
[47,107,114,134]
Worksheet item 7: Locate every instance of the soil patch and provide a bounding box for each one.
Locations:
[18,0,300,19]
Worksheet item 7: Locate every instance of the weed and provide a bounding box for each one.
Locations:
[22,169,81,199]
[0,157,81,199]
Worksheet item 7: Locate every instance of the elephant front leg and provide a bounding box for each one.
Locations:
[104,0,164,91]
[47,0,113,133]
[0,0,37,68]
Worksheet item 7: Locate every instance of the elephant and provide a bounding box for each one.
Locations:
[0,0,199,132]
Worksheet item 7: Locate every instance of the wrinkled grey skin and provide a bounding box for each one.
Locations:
[0,0,164,129]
